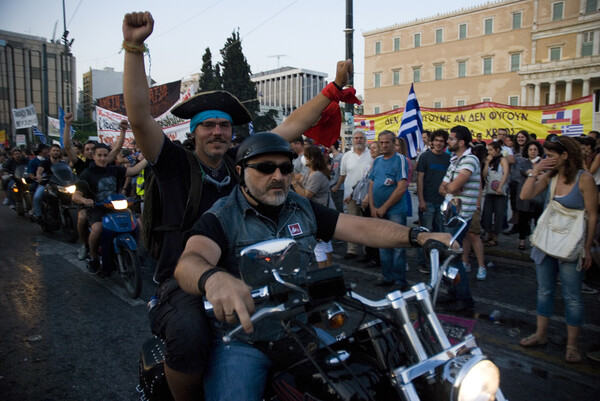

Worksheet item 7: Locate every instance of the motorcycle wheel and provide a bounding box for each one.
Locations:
[15,198,24,216]
[62,208,79,243]
[118,247,142,298]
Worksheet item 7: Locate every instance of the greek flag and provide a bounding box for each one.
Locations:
[398,84,424,158]
[58,106,75,147]
[32,126,47,144]
[248,121,255,136]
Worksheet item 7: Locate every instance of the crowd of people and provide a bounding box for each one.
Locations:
[1,10,599,400]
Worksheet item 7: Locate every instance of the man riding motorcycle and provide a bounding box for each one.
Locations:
[71,143,147,275]
[33,144,64,221]
[2,148,29,209]
[175,133,454,400]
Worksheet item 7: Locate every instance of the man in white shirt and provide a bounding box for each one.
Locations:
[332,129,372,259]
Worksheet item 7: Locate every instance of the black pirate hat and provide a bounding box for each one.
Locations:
[171,90,252,125]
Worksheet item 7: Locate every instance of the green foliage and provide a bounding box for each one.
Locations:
[253,109,279,133]
[72,117,97,142]
[198,47,222,92]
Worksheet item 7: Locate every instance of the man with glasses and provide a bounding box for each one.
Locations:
[438,125,479,312]
[175,132,454,400]
[123,11,354,400]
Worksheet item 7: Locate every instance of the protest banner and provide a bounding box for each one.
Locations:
[12,104,38,129]
[355,95,595,141]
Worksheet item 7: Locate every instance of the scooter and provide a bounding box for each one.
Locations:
[37,163,78,242]
[10,165,32,216]
[137,200,507,401]
[93,194,142,299]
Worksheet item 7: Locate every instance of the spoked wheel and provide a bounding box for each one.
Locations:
[117,247,142,298]
[62,208,79,243]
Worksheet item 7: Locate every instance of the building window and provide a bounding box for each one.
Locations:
[374,106,381,114]
[459,23,467,39]
[392,104,400,110]
[434,101,442,108]
[457,100,466,107]
[393,37,401,51]
[483,57,493,75]
[550,46,561,61]
[482,97,492,102]
[435,64,443,80]
[509,96,519,106]
[393,70,401,85]
[586,0,598,14]
[413,67,421,82]
[484,18,494,35]
[582,31,594,56]
[414,33,421,48]
[552,2,564,21]
[510,53,521,72]
[512,12,522,29]
[375,41,381,55]
[458,60,467,78]
[435,28,443,44]
[374,73,381,88]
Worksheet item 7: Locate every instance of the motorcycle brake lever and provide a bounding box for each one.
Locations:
[222,303,287,344]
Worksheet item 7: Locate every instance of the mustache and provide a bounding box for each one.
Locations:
[208,138,228,144]
[267,180,286,190]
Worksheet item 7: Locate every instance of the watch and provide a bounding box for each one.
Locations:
[409,227,430,247]
[527,172,535,178]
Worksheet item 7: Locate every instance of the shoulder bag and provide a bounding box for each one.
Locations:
[530,176,586,262]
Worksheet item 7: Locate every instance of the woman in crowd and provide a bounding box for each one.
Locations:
[481,141,510,246]
[292,145,335,268]
[519,136,597,363]
[580,136,600,191]
[507,131,531,232]
[515,141,544,250]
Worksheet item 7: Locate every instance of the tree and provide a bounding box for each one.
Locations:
[220,29,259,139]
[197,47,222,92]
[253,109,279,132]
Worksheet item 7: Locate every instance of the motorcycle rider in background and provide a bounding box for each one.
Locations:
[2,148,29,209]
[71,143,147,275]
[32,144,64,221]
[174,133,454,401]
[63,112,127,261]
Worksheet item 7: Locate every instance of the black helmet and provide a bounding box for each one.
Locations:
[236,132,294,166]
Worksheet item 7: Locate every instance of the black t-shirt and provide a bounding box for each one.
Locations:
[72,157,93,176]
[76,165,127,202]
[152,137,239,283]
[3,157,29,174]
[39,158,67,180]
[416,150,451,205]
[185,195,339,270]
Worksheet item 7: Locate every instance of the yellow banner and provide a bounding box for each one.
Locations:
[355,95,595,140]
[0,129,5,143]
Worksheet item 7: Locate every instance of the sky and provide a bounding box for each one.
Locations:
[0,0,489,99]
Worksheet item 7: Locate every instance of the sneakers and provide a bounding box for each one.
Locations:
[582,283,598,295]
[463,262,471,273]
[87,258,100,275]
[77,245,89,261]
[477,266,487,280]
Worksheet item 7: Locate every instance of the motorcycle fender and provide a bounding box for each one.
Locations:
[113,234,138,254]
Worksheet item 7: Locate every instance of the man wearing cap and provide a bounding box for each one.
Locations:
[175,132,454,400]
[123,11,354,400]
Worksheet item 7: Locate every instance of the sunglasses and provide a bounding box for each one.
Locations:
[246,161,294,175]
[548,135,567,151]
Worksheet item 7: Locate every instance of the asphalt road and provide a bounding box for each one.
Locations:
[1,202,599,400]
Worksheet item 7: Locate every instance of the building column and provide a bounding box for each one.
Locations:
[548,81,556,104]
[520,83,528,106]
[583,78,590,96]
[565,79,573,101]
[533,83,541,106]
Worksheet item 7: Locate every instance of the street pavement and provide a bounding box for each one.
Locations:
[1,189,600,400]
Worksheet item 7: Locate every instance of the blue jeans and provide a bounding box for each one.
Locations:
[204,328,336,401]
[417,202,442,265]
[33,184,45,217]
[379,213,407,285]
[445,219,474,304]
[204,341,272,401]
[535,256,584,326]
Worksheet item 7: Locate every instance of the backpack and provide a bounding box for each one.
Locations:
[141,149,237,260]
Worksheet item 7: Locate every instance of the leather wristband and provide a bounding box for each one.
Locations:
[197,267,227,295]
[409,227,429,247]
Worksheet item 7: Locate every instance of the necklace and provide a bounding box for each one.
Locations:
[198,158,224,178]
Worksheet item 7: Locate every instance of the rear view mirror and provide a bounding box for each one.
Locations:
[441,197,462,228]
[239,238,300,288]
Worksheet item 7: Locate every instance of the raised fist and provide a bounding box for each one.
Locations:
[123,11,154,45]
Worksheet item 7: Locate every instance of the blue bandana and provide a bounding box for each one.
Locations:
[189,110,233,133]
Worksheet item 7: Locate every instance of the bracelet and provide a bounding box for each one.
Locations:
[197,267,227,295]
[321,82,342,102]
[122,40,148,54]
[332,81,343,91]
[409,227,430,247]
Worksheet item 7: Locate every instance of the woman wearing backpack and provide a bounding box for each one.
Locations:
[518,136,597,363]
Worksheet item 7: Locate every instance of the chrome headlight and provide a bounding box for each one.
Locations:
[441,354,500,401]
[111,199,128,210]
[58,185,77,194]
